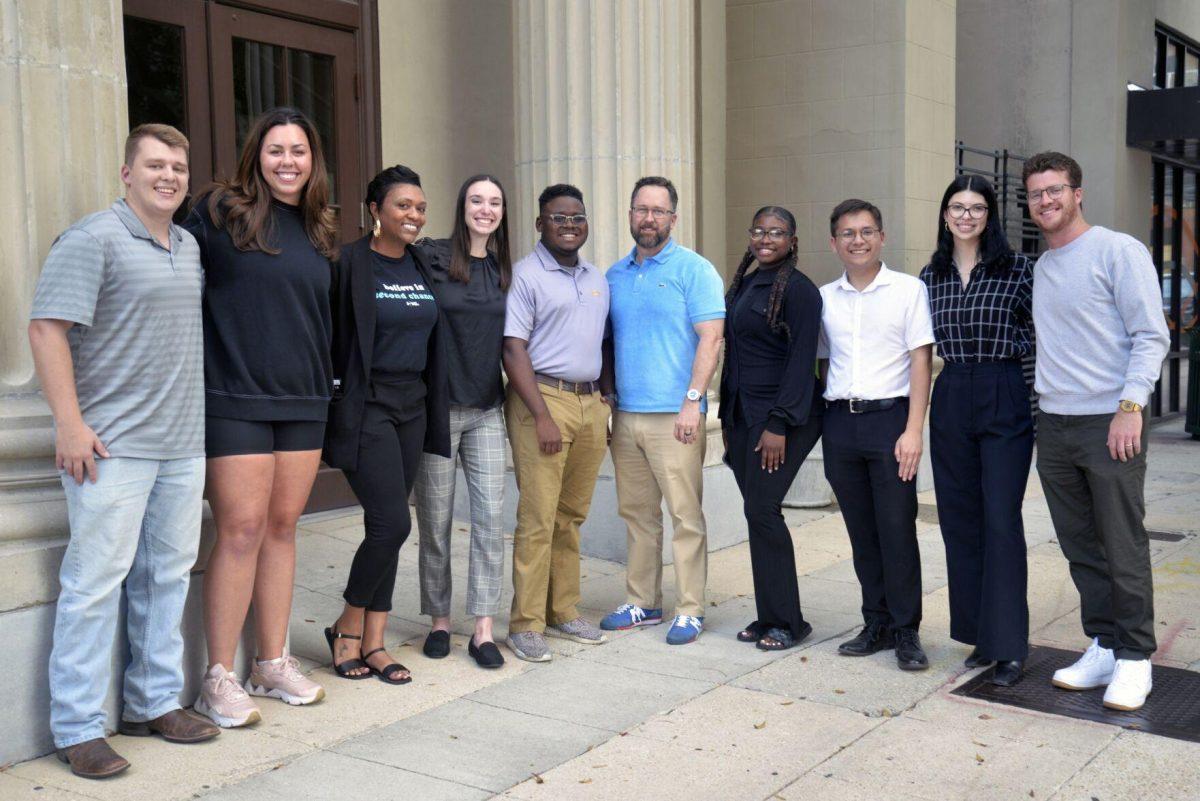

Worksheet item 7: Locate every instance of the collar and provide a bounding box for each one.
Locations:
[113,198,183,246]
[621,237,678,269]
[748,264,787,286]
[533,240,593,273]
[835,262,894,294]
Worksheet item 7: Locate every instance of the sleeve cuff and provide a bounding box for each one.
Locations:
[765,416,788,435]
[1120,383,1152,407]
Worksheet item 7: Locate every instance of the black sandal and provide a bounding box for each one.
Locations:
[737,620,768,643]
[362,647,412,685]
[324,625,371,680]
[757,621,813,652]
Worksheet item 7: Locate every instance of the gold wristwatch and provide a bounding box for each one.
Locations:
[1118,399,1143,413]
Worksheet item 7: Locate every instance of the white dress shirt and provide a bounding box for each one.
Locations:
[817,263,934,400]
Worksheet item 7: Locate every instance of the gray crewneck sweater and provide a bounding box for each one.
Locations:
[1032,225,1169,414]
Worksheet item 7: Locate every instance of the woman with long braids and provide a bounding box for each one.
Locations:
[185,108,336,726]
[412,175,512,669]
[919,175,1033,686]
[322,165,450,684]
[719,206,824,651]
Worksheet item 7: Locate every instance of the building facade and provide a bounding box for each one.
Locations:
[0,0,1194,764]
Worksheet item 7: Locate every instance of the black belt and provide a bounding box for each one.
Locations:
[826,396,907,414]
[535,373,599,395]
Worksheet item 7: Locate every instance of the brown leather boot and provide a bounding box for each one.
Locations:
[56,737,130,779]
[118,708,220,743]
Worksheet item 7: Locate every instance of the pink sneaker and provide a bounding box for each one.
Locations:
[195,664,262,728]
[246,651,326,705]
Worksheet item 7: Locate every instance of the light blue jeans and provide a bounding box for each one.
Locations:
[49,456,205,748]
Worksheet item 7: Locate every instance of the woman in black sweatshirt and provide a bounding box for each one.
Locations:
[719,206,824,652]
[322,165,450,684]
[185,108,337,727]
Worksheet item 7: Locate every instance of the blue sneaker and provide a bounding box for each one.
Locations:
[666,615,704,645]
[600,603,663,631]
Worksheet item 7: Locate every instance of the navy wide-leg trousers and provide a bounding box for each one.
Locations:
[930,361,1033,661]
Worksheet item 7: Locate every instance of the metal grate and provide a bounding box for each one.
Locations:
[952,645,1200,743]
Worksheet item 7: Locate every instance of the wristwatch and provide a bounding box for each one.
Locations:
[1118,399,1143,413]
[685,388,703,402]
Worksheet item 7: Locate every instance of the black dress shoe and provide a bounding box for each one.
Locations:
[423,629,451,659]
[990,660,1024,686]
[468,636,505,669]
[964,647,993,669]
[838,622,894,656]
[894,629,929,671]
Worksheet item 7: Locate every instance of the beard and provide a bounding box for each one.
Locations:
[632,224,668,250]
[1035,198,1080,235]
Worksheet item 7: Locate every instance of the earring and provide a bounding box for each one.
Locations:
[372,217,382,238]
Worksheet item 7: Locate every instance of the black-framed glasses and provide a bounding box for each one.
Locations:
[1027,184,1076,205]
[630,206,673,220]
[544,213,587,226]
[946,203,988,220]
[748,227,790,241]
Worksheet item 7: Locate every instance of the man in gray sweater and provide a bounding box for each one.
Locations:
[1023,151,1169,713]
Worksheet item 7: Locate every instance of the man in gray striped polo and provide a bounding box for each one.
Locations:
[28,124,218,779]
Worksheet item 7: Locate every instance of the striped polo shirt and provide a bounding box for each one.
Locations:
[30,199,204,459]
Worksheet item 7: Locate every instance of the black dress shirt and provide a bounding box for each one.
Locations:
[919,252,1034,363]
[718,265,823,434]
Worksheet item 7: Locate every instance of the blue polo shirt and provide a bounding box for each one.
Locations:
[607,239,725,412]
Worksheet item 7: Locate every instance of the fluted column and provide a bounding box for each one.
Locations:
[512,0,697,268]
[0,0,127,609]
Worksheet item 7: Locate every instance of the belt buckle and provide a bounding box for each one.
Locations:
[848,398,865,414]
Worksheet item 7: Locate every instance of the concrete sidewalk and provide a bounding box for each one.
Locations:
[2,428,1198,801]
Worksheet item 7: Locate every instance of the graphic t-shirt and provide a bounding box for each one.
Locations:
[371,250,438,378]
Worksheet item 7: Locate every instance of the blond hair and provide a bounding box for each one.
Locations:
[124,123,190,166]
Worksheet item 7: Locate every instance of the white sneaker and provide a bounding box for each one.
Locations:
[195,664,262,728]
[1102,659,1153,711]
[1051,638,1116,690]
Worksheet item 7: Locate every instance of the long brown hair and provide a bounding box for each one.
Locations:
[448,174,512,290]
[206,107,338,259]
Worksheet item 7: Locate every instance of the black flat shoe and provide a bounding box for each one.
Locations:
[838,622,894,656]
[468,637,505,669]
[964,647,993,669]
[737,620,768,643]
[423,629,451,659]
[990,660,1024,687]
[894,629,930,671]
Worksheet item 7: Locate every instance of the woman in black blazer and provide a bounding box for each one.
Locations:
[323,165,450,684]
[719,205,823,651]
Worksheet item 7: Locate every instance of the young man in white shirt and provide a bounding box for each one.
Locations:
[818,199,935,671]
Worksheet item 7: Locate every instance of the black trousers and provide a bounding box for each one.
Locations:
[342,379,427,612]
[822,400,921,630]
[1036,411,1155,659]
[726,414,823,639]
[930,361,1033,661]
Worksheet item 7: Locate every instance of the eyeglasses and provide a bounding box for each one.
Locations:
[748,227,790,241]
[630,206,674,220]
[836,227,880,242]
[544,213,587,226]
[946,203,988,220]
[1027,184,1076,205]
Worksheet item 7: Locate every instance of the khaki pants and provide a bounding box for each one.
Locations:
[506,384,610,633]
[610,411,708,617]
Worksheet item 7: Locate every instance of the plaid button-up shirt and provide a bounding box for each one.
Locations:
[919,252,1034,363]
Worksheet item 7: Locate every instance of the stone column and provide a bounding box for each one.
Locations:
[0,0,127,764]
[511,0,698,267]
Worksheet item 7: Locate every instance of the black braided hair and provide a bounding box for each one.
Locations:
[725,205,798,339]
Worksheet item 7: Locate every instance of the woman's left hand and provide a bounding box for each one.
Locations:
[754,430,786,473]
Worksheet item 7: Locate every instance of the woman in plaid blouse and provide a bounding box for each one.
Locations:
[919,175,1035,688]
